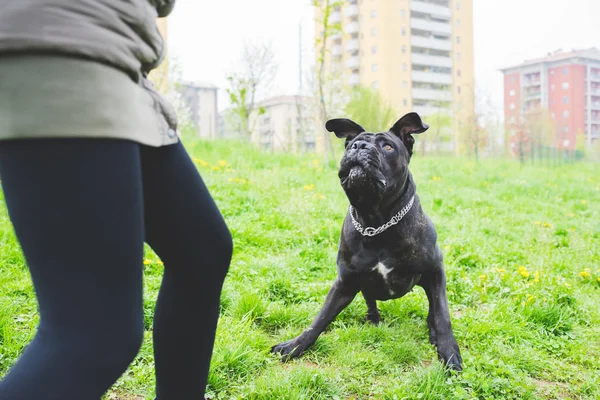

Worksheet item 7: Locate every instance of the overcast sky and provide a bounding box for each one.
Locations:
[168,0,600,117]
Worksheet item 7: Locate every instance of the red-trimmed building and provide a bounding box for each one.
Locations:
[500,48,600,153]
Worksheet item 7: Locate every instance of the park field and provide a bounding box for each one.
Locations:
[1,138,599,399]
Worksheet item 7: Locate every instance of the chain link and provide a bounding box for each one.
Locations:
[348,195,415,237]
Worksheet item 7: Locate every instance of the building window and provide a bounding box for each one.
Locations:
[457,52,461,62]
[456,19,461,26]
[456,36,461,44]
[551,99,555,105]
[402,63,407,71]
[401,9,406,17]
[402,45,407,53]
[402,27,406,36]
[509,103,515,110]
[562,96,569,104]
[456,1,460,10]
[372,64,378,72]
[373,81,379,89]
[563,126,569,133]
[510,76,516,84]
[402,80,407,88]
[551,112,555,119]
[550,69,555,76]
[403,99,407,106]
[551,84,555,91]
[371,10,376,18]
[457,69,461,77]
[458,86,461,94]
[562,68,568,75]
[509,89,516,97]
[563,110,569,118]
[562,82,569,89]
[371,45,377,54]
[371,28,377,36]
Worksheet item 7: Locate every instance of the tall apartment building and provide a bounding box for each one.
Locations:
[180,82,219,139]
[500,48,600,151]
[318,0,474,150]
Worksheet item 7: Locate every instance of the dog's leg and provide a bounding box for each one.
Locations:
[271,277,358,361]
[423,289,437,345]
[420,264,462,371]
[364,296,380,325]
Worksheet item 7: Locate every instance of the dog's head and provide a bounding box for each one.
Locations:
[327,112,428,207]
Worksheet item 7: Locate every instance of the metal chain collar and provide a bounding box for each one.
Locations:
[348,195,415,237]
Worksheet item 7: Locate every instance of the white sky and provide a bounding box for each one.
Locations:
[168,0,600,117]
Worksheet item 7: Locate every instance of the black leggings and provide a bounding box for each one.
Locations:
[0,139,232,400]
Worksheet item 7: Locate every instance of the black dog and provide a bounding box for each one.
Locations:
[272,113,462,371]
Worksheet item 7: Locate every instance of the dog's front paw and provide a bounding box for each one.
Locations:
[436,341,462,372]
[271,337,309,362]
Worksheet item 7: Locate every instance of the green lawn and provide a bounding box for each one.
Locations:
[1,138,599,399]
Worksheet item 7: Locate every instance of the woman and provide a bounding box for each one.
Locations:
[0,1,232,399]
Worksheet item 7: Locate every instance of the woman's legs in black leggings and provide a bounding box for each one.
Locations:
[141,143,232,399]
[0,139,146,399]
[0,139,232,399]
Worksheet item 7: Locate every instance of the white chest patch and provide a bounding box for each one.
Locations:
[372,262,394,281]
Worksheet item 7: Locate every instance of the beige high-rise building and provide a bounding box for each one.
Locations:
[317,0,474,152]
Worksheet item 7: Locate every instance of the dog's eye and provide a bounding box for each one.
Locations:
[383,144,393,151]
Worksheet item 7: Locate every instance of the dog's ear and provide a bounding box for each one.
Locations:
[326,118,366,147]
[389,112,429,157]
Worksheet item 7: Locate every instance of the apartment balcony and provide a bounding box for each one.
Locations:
[412,71,452,85]
[332,45,342,56]
[589,102,600,110]
[587,88,600,95]
[412,105,453,117]
[589,74,600,82]
[410,18,452,36]
[348,73,360,86]
[345,39,359,52]
[412,88,453,102]
[524,91,541,99]
[345,21,360,34]
[523,79,541,87]
[330,32,343,41]
[346,56,360,69]
[412,53,453,68]
[344,4,359,17]
[410,0,451,19]
[411,36,452,51]
[330,11,342,24]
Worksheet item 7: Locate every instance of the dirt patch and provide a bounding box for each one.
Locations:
[532,378,570,399]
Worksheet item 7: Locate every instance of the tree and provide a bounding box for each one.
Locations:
[344,86,396,131]
[313,0,344,160]
[225,41,278,138]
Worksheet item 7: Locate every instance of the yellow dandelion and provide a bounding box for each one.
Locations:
[448,188,453,192]
[228,178,234,182]
[535,221,541,225]
[597,277,600,283]
[313,159,320,165]
[579,270,591,279]
[542,222,552,228]
[444,245,450,250]
[217,160,228,167]
[143,259,152,265]
[479,274,487,281]
[211,166,221,171]
[519,266,530,278]
[570,227,576,232]
[303,184,315,191]
[568,213,575,217]
[581,200,588,205]
[157,261,164,266]
[564,282,571,288]
[483,181,489,187]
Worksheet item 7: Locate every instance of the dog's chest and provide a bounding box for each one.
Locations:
[351,251,420,300]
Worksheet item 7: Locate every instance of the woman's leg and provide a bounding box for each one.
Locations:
[141,142,232,399]
[0,139,146,400]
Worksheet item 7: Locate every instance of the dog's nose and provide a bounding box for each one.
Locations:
[351,140,372,150]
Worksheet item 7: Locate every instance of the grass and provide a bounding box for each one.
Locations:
[1,137,599,399]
